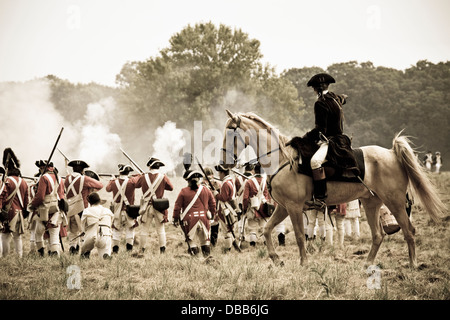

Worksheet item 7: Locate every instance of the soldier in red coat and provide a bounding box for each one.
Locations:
[242,163,270,247]
[64,160,103,255]
[213,164,240,252]
[173,170,216,257]
[135,157,174,255]
[0,154,28,258]
[105,164,139,254]
[29,161,66,256]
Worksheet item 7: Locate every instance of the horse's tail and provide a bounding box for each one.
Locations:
[392,132,446,222]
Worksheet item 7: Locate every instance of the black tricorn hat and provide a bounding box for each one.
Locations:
[146,157,165,168]
[307,73,336,87]
[68,160,90,169]
[85,170,100,181]
[214,163,229,173]
[183,169,204,180]
[118,164,134,174]
[35,160,53,168]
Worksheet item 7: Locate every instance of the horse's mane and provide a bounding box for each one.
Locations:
[238,112,295,166]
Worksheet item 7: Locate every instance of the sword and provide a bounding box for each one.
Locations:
[70,231,85,242]
[120,148,144,174]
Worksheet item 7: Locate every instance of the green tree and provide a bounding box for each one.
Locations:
[116,22,303,135]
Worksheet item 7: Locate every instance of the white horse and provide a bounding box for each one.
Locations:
[221,110,446,267]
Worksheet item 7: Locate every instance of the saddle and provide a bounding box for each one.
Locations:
[289,136,365,182]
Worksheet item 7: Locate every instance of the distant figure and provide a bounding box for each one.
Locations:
[344,199,361,240]
[433,151,442,174]
[423,151,433,171]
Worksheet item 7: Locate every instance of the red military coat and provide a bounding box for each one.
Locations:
[0,175,29,222]
[135,171,174,220]
[106,175,139,210]
[64,172,103,209]
[173,185,216,239]
[242,175,270,218]
[215,176,235,222]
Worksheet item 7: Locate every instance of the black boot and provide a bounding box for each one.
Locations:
[306,167,327,210]
[112,245,119,254]
[278,233,286,246]
[201,245,211,257]
[69,246,78,255]
[189,247,199,256]
[210,224,219,246]
[126,243,133,252]
[81,251,90,259]
[49,251,59,257]
[37,247,45,257]
[160,246,166,254]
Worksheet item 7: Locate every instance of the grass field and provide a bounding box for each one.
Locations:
[0,172,448,301]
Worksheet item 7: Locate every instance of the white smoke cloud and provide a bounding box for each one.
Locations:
[0,79,121,176]
[77,98,121,171]
[152,121,186,174]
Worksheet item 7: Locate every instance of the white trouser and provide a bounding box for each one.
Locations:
[326,214,345,247]
[274,219,286,234]
[247,211,266,244]
[112,209,136,247]
[1,232,23,258]
[35,221,61,255]
[305,209,326,238]
[344,217,360,238]
[138,206,166,249]
[82,224,112,257]
[310,141,329,170]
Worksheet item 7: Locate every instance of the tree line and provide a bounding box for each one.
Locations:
[42,22,449,167]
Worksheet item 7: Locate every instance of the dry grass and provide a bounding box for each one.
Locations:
[0,173,448,300]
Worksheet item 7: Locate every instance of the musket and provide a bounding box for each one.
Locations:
[120,148,144,174]
[231,168,251,180]
[57,148,71,175]
[57,148,70,162]
[195,156,216,191]
[23,176,38,182]
[70,231,85,242]
[40,127,64,178]
[98,173,119,178]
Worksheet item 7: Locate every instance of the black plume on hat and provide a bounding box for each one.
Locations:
[182,152,193,171]
[2,148,20,170]
[307,73,336,87]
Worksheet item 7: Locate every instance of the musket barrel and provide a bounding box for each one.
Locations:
[120,148,144,174]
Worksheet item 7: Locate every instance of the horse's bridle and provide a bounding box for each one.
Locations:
[221,116,248,165]
[221,114,284,168]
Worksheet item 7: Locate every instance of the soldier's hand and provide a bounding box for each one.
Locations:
[173,217,180,227]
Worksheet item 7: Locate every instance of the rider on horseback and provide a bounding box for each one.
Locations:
[303,73,360,210]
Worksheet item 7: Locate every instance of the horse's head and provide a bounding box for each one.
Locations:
[221,109,249,168]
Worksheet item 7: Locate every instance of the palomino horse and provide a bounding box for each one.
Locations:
[221,110,446,268]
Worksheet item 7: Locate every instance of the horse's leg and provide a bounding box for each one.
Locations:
[360,197,384,266]
[384,198,417,268]
[263,205,288,266]
[286,203,308,266]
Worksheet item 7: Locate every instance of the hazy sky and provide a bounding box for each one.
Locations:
[0,0,449,87]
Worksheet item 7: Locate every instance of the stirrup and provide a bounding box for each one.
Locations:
[305,197,327,211]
